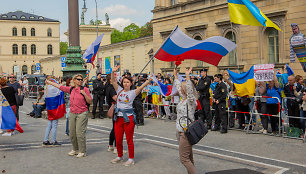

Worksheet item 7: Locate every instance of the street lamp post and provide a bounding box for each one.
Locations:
[94,0,100,74]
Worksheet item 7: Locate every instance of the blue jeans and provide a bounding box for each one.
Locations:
[31,104,45,117]
[43,119,58,143]
[65,108,70,135]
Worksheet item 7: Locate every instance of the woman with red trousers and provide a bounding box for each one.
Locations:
[110,65,151,166]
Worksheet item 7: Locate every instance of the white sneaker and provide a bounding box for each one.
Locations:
[76,153,86,158]
[263,130,268,134]
[107,146,114,152]
[113,148,117,154]
[123,159,135,166]
[68,150,78,156]
[2,132,12,136]
[0,130,4,134]
[259,128,264,133]
[111,157,123,164]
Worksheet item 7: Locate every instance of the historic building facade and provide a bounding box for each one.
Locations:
[0,11,60,76]
[152,0,306,75]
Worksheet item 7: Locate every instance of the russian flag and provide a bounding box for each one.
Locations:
[152,73,184,97]
[0,93,23,133]
[82,34,104,68]
[45,83,66,120]
[154,26,237,66]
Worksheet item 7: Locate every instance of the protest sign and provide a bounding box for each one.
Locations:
[105,57,112,74]
[254,64,274,81]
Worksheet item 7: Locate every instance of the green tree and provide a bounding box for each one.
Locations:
[60,42,68,55]
[89,19,102,25]
[111,29,124,44]
[139,22,153,37]
[123,23,140,36]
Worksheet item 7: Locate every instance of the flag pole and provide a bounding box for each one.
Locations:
[134,26,179,82]
[230,22,240,73]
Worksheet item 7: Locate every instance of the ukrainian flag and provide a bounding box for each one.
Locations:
[228,0,281,31]
[228,66,255,97]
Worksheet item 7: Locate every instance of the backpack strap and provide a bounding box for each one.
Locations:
[70,87,75,94]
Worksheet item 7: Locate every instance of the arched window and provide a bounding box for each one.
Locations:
[22,65,27,75]
[266,28,279,63]
[22,28,26,36]
[47,44,53,55]
[194,35,202,40]
[12,27,17,36]
[47,28,52,37]
[31,65,36,74]
[12,44,18,55]
[225,31,237,65]
[31,44,36,55]
[22,44,27,55]
[31,28,35,36]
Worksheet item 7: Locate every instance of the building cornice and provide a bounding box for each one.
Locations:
[101,36,153,50]
[39,55,61,62]
[0,20,60,24]
[185,24,208,32]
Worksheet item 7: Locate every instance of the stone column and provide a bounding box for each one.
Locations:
[63,0,87,78]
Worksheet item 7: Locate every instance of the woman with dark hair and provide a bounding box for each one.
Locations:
[0,77,17,136]
[105,74,117,152]
[110,65,152,166]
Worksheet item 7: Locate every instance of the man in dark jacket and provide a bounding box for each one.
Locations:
[212,74,228,133]
[284,76,300,128]
[196,69,212,128]
[92,73,105,119]
[133,76,144,126]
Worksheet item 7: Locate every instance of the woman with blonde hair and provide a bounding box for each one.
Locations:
[45,74,92,158]
[174,67,198,174]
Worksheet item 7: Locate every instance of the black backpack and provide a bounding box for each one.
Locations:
[70,86,90,110]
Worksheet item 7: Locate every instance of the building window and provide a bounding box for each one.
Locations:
[225,31,237,65]
[22,65,27,75]
[266,28,279,64]
[31,44,36,55]
[12,27,17,36]
[31,65,36,74]
[12,44,18,55]
[22,28,26,36]
[20,16,26,19]
[22,44,27,55]
[47,44,53,55]
[31,28,35,36]
[171,0,177,5]
[47,28,52,37]
[11,15,17,19]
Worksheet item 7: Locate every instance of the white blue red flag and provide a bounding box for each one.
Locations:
[154,26,237,66]
[0,92,23,133]
[82,34,104,68]
[152,74,184,97]
[45,80,66,120]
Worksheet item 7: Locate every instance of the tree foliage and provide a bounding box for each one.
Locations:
[111,22,153,44]
[60,42,68,55]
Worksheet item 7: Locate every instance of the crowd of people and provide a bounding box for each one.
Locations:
[0,64,305,173]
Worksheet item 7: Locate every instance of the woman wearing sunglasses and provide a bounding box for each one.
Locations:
[45,74,92,158]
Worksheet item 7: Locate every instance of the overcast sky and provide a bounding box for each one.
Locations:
[1,0,154,41]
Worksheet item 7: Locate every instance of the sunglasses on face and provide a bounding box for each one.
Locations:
[76,78,83,81]
[9,77,15,78]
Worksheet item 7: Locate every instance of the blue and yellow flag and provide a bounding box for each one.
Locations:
[228,0,281,31]
[228,66,255,97]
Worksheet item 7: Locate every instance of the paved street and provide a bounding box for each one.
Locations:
[0,100,306,174]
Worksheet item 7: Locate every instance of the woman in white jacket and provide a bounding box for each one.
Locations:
[174,67,198,174]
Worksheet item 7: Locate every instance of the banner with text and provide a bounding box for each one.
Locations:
[254,64,274,81]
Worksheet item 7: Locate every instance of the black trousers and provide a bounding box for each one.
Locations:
[215,102,228,130]
[237,101,250,127]
[258,102,268,130]
[199,97,212,127]
[92,94,104,117]
[287,103,301,128]
[266,104,281,132]
[109,118,116,146]
[133,99,144,124]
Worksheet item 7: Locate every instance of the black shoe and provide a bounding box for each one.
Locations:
[99,116,104,119]
[138,123,144,126]
[34,115,41,118]
[211,126,220,131]
[220,129,228,134]
[42,141,51,147]
[92,116,95,119]
[30,113,35,117]
[50,141,61,146]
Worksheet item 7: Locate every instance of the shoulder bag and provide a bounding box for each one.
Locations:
[183,103,208,145]
[107,89,123,118]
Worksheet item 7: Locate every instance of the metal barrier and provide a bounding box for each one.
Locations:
[27,85,44,99]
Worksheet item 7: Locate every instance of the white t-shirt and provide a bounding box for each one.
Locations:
[116,86,137,116]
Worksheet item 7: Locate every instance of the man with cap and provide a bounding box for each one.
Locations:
[212,74,228,133]
[196,68,212,128]
[92,73,105,119]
